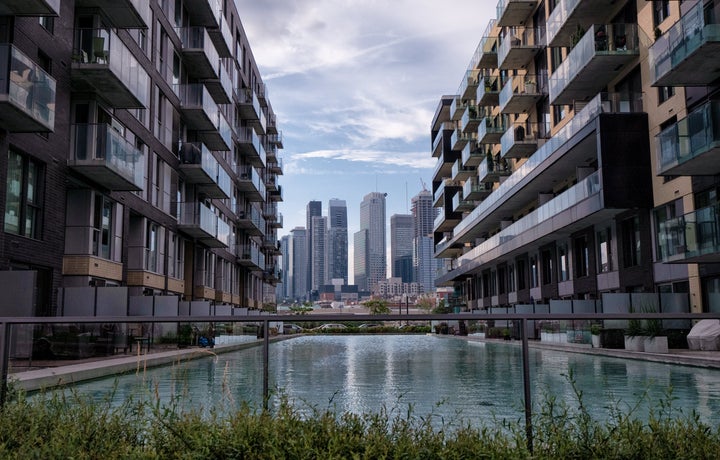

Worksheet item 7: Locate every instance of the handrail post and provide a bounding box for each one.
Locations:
[262,318,269,411]
[0,321,9,407]
[521,317,533,454]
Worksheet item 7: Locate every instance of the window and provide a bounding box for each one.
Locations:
[558,244,569,281]
[5,150,43,239]
[204,250,215,286]
[654,201,683,260]
[574,236,589,278]
[621,216,641,267]
[542,249,553,285]
[530,256,539,288]
[168,232,184,279]
[658,86,675,104]
[146,222,159,272]
[553,104,567,124]
[39,16,54,33]
[653,1,671,27]
[508,263,516,292]
[517,259,527,290]
[597,228,612,273]
[93,194,113,259]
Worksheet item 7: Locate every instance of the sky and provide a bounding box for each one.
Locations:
[237,1,494,280]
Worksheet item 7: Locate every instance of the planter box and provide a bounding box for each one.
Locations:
[644,336,669,354]
[624,335,645,352]
[591,335,602,348]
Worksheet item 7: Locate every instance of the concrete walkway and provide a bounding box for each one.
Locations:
[9,334,720,393]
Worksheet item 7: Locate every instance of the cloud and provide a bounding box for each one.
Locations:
[290,148,435,169]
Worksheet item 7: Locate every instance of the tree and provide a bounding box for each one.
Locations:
[364,299,391,315]
[416,296,435,313]
[432,299,451,314]
[290,305,313,315]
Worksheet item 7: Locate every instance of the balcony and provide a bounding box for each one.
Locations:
[71,28,149,108]
[74,0,151,28]
[270,212,283,229]
[204,62,233,105]
[269,131,284,149]
[236,206,264,237]
[463,176,493,201]
[176,83,218,131]
[185,0,222,28]
[461,105,482,134]
[207,14,233,58]
[0,0,59,16]
[549,23,638,105]
[433,179,462,207]
[68,123,144,191]
[461,142,486,168]
[649,1,720,87]
[432,148,459,183]
[432,122,453,157]
[478,156,511,184]
[457,69,481,100]
[658,204,720,264]
[200,111,233,152]
[451,128,475,151]
[256,82,268,107]
[451,159,475,181]
[501,121,548,159]
[434,202,463,233]
[178,142,231,199]
[496,0,538,27]
[177,202,227,248]
[476,75,500,107]
[656,100,720,177]
[236,126,267,168]
[237,165,266,202]
[453,193,475,213]
[477,115,507,144]
[216,219,231,248]
[0,45,56,133]
[450,96,466,121]
[270,185,283,202]
[238,88,261,121]
[237,243,263,269]
[498,27,545,70]
[451,92,646,245]
[546,0,614,48]
[468,29,499,70]
[176,27,220,80]
[268,157,283,175]
[499,75,545,114]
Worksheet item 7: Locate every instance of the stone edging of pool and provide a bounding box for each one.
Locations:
[10,336,295,393]
[444,334,720,370]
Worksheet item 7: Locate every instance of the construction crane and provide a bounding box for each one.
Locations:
[420,178,428,192]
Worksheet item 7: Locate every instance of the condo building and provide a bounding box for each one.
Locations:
[0,1,283,317]
[433,0,720,315]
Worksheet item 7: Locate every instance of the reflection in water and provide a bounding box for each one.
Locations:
[65,336,720,427]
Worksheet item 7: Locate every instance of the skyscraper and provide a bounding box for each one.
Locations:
[290,227,308,301]
[311,216,327,292]
[279,235,291,301]
[353,229,369,291]
[306,201,322,295]
[359,192,387,293]
[327,199,349,284]
[391,214,414,283]
[412,189,438,292]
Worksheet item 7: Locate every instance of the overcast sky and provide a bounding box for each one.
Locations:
[237,1,494,280]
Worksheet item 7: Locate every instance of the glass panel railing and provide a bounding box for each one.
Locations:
[178,202,217,237]
[649,1,720,84]
[549,24,638,103]
[461,105,480,129]
[500,121,550,156]
[478,115,507,142]
[73,28,150,107]
[179,141,216,176]
[216,165,232,198]
[456,69,481,99]
[0,44,56,130]
[657,100,720,174]
[456,171,601,269]
[434,181,446,204]
[240,88,260,118]
[71,124,145,189]
[498,27,545,67]
[217,111,232,150]
[477,154,511,181]
[468,30,498,70]
[658,204,720,261]
[454,92,641,237]
[216,218,231,247]
[546,0,583,46]
[176,27,220,75]
[176,83,219,124]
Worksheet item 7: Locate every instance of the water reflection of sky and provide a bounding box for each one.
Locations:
[61,336,720,428]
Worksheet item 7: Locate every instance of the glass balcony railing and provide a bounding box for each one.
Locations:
[178,202,217,238]
[496,0,538,27]
[236,126,266,166]
[451,159,474,181]
[456,171,601,269]
[175,83,219,130]
[185,0,222,28]
[476,75,501,107]
[176,27,220,79]
[499,74,545,114]
[216,218,231,248]
[69,123,145,191]
[461,105,481,133]
[456,69,481,100]
[467,22,498,70]
[0,44,56,132]
[75,0,151,28]
[461,142,485,167]
[449,97,466,121]
[649,1,720,86]
[656,100,720,176]
[549,23,638,105]
[454,92,642,238]
[477,115,507,144]
[179,142,216,178]
[477,155,511,183]
[238,88,261,121]
[498,27,545,69]
[657,203,720,263]
[72,28,149,108]
[500,121,549,159]
[215,111,233,151]
[546,0,605,47]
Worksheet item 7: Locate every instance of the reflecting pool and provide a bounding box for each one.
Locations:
[66,335,720,426]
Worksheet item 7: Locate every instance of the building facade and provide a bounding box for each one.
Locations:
[390,213,414,282]
[0,1,283,317]
[305,200,322,296]
[432,0,719,315]
[327,198,348,284]
[411,189,438,292]
[310,215,327,292]
[289,227,307,301]
[359,192,386,293]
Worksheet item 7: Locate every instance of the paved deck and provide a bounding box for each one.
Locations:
[9,334,720,393]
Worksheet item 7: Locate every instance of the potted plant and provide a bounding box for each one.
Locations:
[624,317,645,352]
[643,308,669,354]
[591,324,602,348]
